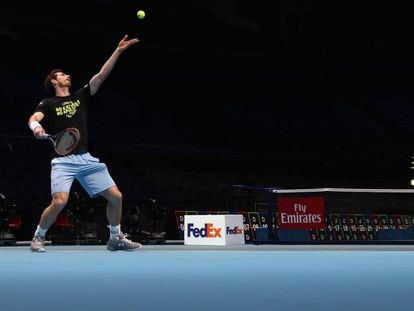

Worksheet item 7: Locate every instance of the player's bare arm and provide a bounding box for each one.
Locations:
[89,34,139,96]
[28,111,45,139]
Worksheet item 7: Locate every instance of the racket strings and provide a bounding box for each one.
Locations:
[55,130,80,154]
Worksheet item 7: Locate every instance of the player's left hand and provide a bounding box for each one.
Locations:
[118,34,139,52]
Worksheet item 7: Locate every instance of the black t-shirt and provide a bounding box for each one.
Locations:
[35,84,91,157]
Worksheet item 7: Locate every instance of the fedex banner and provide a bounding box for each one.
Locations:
[278,197,325,229]
[184,215,245,246]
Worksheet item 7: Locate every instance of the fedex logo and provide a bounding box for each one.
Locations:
[187,223,222,238]
[226,226,243,235]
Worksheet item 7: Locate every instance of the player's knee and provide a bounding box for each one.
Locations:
[112,190,122,205]
[107,190,122,208]
[51,194,68,210]
[101,187,122,206]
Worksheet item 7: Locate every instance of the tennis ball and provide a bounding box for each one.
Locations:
[137,10,145,19]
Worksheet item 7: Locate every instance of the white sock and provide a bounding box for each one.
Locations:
[109,225,121,240]
[34,225,47,237]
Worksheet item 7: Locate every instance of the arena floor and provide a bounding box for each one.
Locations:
[1,242,414,310]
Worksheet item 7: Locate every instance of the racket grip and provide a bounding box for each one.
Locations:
[40,134,50,140]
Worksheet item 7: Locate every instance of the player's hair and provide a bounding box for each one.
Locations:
[44,69,65,94]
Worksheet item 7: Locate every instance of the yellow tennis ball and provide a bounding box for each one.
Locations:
[137,10,145,19]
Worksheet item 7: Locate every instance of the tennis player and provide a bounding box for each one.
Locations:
[27,35,141,252]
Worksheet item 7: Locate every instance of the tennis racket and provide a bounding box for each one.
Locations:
[42,127,81,156]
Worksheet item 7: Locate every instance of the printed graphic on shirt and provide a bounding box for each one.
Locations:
[55,100,80,118]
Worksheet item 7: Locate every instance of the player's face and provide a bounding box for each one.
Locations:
[53,72,72,88]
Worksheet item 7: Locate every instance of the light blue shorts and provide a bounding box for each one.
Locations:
[50,152,115,198]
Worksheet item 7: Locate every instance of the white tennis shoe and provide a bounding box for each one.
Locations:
[30,235,46,252]
[107,233,142,251]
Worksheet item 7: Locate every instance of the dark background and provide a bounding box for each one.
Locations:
[2,0,414,239]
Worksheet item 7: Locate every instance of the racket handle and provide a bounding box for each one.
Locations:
[40,134,50,140]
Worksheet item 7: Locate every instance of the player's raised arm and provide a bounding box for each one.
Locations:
[89,34,139,96]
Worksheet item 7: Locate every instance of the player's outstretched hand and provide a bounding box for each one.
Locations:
[118,34,139,52]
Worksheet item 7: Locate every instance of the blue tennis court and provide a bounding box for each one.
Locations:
[1,244,414,311]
